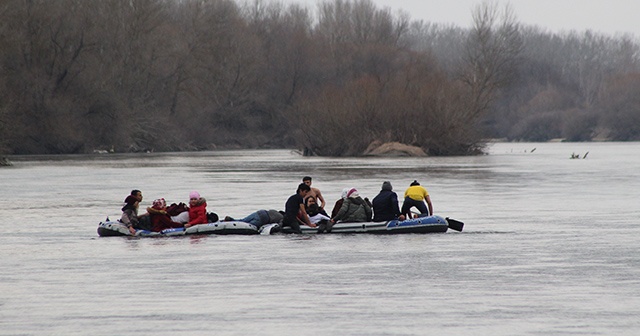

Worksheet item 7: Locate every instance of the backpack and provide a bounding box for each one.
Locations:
[207,212,219,223]
[364,197,373,221]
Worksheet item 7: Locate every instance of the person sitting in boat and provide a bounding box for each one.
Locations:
[331,188,372,224]
[184,191,208,228]
[372,181,405,222]
[224,209,284,228]
[282,183,316,233]
[330,188,350,219]
[305,195,331,233]
[147,198,185,232]
[305,196,330,224]
[120,189,143,234]
[401,180,433,218]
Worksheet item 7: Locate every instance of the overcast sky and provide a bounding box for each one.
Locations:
[274,0,640,37]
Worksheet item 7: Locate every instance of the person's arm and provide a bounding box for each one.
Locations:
[315,189,326,209]
[296,214,306,226]
[299,203,316,227]
[122,208,140,233]
[425,195,433,216]
[296,209,305,226]
[391,193,403,219]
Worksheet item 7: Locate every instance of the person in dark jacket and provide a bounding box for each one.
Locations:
[372,181,405,222]
[282,183,316,233]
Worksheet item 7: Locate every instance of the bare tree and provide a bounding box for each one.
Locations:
[0,1,12,154]
[3,0,640,155]
[461,2,522,119]
[0,0,96,153]
[598,73,640,140]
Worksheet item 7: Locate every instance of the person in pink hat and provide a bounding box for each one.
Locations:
[330,187,372,224]
[185,191,208,228]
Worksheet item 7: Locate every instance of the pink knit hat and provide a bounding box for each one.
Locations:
[347,188,359,198]
[189,191,200,199]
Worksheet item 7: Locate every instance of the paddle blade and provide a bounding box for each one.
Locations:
[446,217,464,232]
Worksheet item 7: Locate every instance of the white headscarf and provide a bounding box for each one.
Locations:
[341,188,351,199]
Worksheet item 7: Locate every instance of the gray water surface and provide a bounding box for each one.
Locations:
[1,142,639,335]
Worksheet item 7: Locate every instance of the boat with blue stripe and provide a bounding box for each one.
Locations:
[97,215,463,237]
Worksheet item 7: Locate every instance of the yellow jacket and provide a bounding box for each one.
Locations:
[404,185,429,201]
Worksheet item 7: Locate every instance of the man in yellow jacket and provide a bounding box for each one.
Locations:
[401,180,434,218]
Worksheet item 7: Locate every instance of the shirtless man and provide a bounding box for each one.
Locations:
[302,176,325,209]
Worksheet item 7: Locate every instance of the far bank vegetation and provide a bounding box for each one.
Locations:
[1,0,639,156]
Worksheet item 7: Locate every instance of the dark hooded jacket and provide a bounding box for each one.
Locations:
[372,181,402,221]
[372,190,401,221]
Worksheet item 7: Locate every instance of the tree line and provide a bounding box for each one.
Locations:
[1,0,639,156]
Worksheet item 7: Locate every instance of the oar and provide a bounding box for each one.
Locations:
[410,211,464,232]
[446,217,464,232]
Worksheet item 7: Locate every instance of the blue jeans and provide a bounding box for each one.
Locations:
[240,210,269,228]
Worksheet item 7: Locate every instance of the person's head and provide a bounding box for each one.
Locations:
[341,187,350,199]
[382,181,392,191]
[306,202,319,215]
[123,195,138,206]
[297,182,311,196]
[305,195,316,207]
[347,188,359,198]
[152,198,166,210]
[131,189,143,201]
[189,191,201,205]
[410,180,420,186]
[302,176,312,186]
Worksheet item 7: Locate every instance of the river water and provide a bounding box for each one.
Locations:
[1,142,639,335]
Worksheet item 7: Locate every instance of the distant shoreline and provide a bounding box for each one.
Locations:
[3,139,638,162]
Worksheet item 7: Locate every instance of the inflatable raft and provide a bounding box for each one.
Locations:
[97,215,463,237]
[97,220,261,237]
[276,215,462,234]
